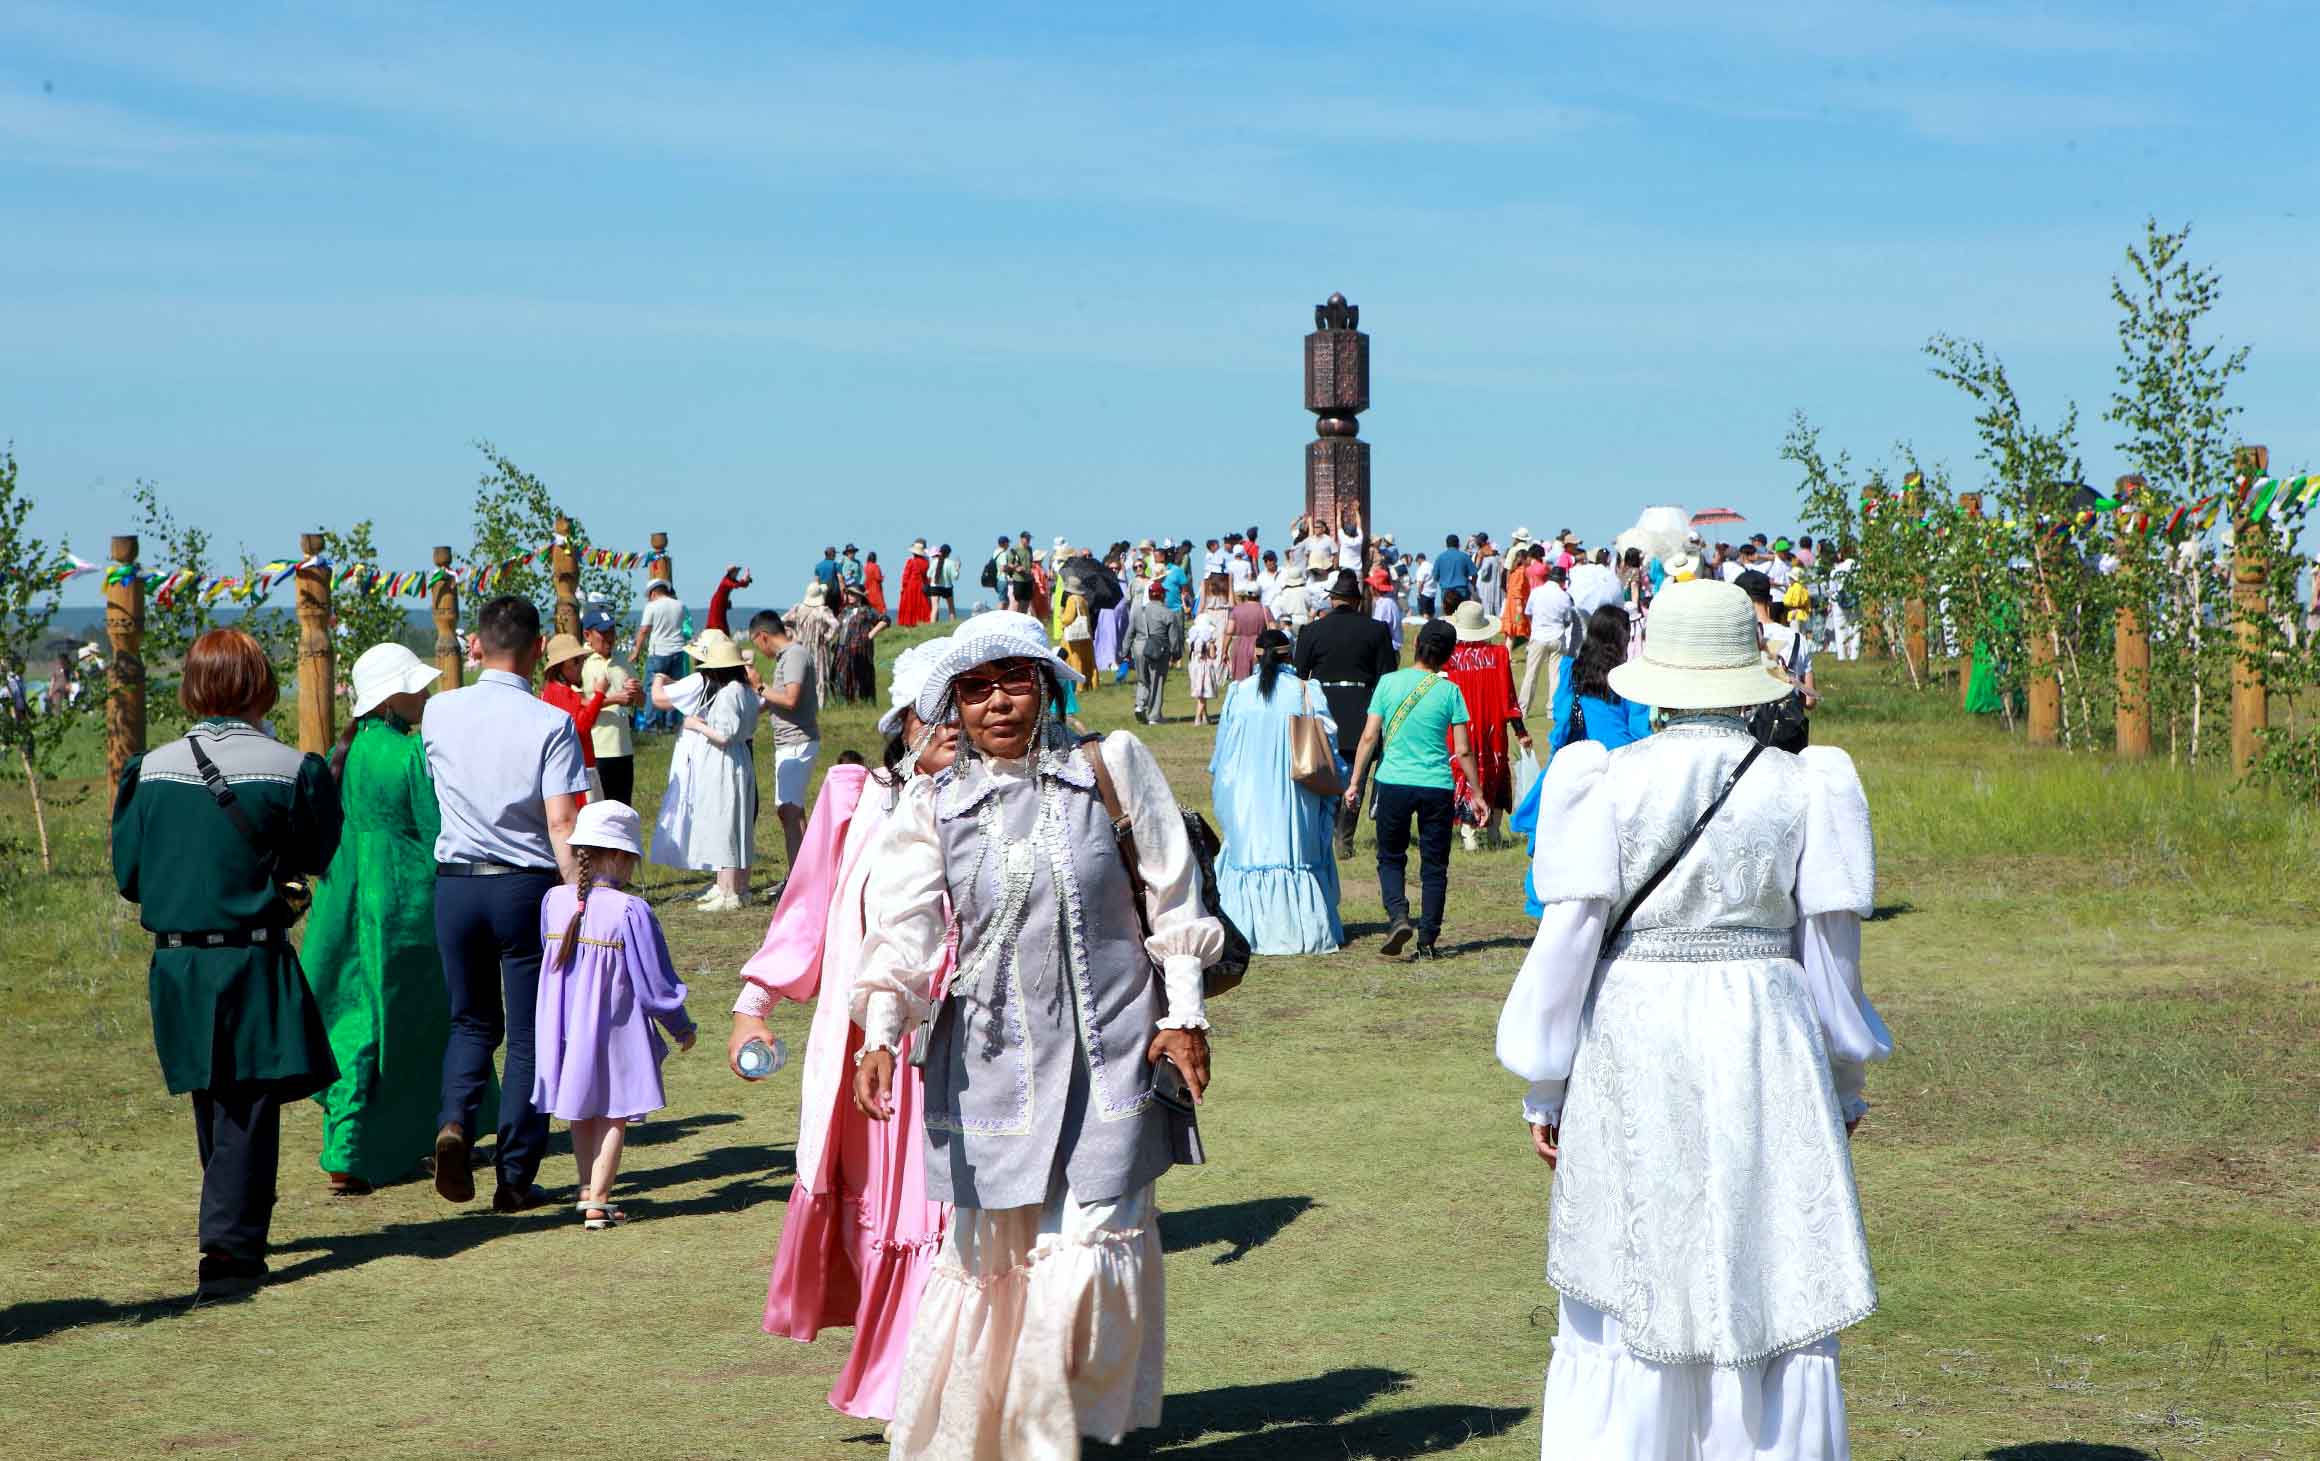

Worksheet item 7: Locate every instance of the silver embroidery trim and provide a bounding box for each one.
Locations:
[928,796,1037,1137]
[1040,750,1146,1123]
[1545,1264,1878,1370]
[1610,926,1793,963]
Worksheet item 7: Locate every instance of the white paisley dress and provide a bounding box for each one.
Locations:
[1496,714,1891,1459]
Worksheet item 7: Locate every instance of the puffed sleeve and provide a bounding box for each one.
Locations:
[736,763,868,1014]
[1496,740,1615,1123]
[1791,747,1891,1121]
[622,894,695,1039]
[1101,731,1225,1031]
[852,777,953,1054]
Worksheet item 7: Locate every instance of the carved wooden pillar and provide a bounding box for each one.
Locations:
[295,532,333,753]
[2230,445,2269,773]
[431,545,463,689]
[1304,293,1371,552]
[2026,536,2061,746]
[1956,494,1981,705]
[105,535,144,788]
[2113,475,2152,758]
[1901,474,1929,680]
[647,532,672,597]
[552,517,580,639]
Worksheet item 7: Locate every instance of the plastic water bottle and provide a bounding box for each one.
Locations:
[736,1036,788,1081]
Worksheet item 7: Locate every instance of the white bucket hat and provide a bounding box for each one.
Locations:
[350,642,441,718]
[916,611,1083,723]
[879,635,954,737]
[1608,579,1792,710]
[1663,551,1701,581]
[569,799,643,855]
[688,631,745,670]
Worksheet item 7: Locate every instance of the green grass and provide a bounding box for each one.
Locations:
[3,639,2317,1459]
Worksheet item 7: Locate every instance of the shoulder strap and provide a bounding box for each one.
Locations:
[1080,738,1156,943]
[1596,740,1766,959]
[1381,671,1439,743]
[188,736,284,880]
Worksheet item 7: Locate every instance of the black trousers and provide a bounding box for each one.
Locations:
[193,1083,285,1262]
[435,869,558,1190]
[1334,756,1373,853]
[1373,780,1453,944]
[596,754,635,807]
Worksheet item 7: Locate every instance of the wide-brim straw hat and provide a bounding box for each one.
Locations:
[1448,599,1502,642]
[1608,578,1793,710]
[689,632,745,670]
[1664,551,1701,580]
[803,581,830,608]
[910,539,928,554]
[569,798,643,854]
[541,632,589,674]
[916,611,1084,723]
[350,642,441,718]
[1280,560,1309,586]
[879,635,953,737]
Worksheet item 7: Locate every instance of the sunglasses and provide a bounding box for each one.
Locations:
[952,666,1043,706]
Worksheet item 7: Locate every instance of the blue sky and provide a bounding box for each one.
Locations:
[7,0,2316,606]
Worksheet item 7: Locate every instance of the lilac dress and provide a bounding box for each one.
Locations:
[535,884,695,1121]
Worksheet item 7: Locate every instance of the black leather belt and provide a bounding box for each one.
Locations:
[436,861,557,878]
[156,929,287,949]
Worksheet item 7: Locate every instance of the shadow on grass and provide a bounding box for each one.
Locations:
[1985,1448,2157,1461]
[1083,1367,1528,1457]
[1,1135,794,1346]
[1160,1196,1315,1265]
[1868,901,1916,922]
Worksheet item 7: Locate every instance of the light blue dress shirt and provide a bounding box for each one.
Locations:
[422,669,590,868]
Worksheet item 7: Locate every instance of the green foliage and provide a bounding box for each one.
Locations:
[324,519,425,661]
[468,441,633,631]
[0,445,96,875]
[129,481,301,741]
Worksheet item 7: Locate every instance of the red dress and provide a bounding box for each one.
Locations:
[863,560,888,615]
[896,554,933,627]
[541,678,607,801]
[1445,642,1518,811]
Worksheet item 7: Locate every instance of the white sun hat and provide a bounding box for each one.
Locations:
[879,635,954,737]
[569,798,643,855]
[350,642,441,718]
[1607,578,1792,710]
[688,631,745,670]
[916,611,1083,723]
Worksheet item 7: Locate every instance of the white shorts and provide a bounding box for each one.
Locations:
[773,739,819,808]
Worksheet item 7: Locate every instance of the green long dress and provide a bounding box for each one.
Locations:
[1965,594,2016,716]
[300,713,492,1184]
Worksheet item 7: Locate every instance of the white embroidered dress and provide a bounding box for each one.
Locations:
[1497,718,1891,1459]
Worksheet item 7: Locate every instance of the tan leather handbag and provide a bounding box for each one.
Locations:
[1289,680,1344,798]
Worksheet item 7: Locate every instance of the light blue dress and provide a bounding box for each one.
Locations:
[1510,676,1653,917]
[1207,669,1345,954]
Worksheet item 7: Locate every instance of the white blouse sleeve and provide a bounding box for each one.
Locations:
[1791,747,1892,1121]
[850,779,952,1055]
[1102,730,1225,1031]
[1496,740,1617,1124]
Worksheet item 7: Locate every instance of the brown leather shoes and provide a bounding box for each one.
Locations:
[433,1123,474,1203]
[491,1182,553,1214]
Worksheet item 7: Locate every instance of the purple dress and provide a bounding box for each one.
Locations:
[535,884,695,1121]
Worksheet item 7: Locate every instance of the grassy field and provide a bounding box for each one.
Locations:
[2,631,2316,1460]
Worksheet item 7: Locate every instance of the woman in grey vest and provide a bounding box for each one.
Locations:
[854,611,1222,1460]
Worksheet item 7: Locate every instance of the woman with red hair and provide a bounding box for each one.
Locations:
[112,629,343,1300]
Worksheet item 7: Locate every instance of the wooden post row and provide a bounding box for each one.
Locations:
[432,545,463,689]
[2230,445,2269,774]
[2113,475,2152,759]
[295,532,334,755]
[105,535,145,789]
[2025,533,2062,746]
[1900,475,1928,679]
[552,516,580,639]
[648,531,672,592]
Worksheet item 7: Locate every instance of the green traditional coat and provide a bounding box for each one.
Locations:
[301,714,491,1184]
[112,719,342,1098]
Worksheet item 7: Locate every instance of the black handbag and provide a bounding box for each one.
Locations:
[1083,741,1250,999]
[187,737,312,925]
[1747,632,1811,754]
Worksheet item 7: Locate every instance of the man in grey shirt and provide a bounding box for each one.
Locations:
[747,610,819,877]
[422,594,588,1212]
[632,580,687,732]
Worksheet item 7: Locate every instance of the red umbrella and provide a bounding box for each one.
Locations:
[1689,507,1747,527]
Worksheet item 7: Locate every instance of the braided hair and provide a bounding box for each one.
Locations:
[556,845,594,973]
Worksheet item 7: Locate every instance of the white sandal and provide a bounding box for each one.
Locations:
[577,1198,628,1231]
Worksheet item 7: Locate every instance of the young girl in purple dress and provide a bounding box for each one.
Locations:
[538,800,698,1229]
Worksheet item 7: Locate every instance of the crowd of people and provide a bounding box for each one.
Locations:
[110,504,1891,1460]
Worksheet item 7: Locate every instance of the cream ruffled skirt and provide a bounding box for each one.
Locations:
[885,1177,1164,1460]
[1539,1296,1849,1459]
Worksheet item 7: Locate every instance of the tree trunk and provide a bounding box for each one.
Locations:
[18,744,51,873]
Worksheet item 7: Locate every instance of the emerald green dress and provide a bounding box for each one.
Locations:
[113,720,342,1098]
[301,714,492,1184]
[1965,595,2016,716]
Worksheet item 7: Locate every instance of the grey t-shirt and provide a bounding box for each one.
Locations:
[767,641,819,746]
